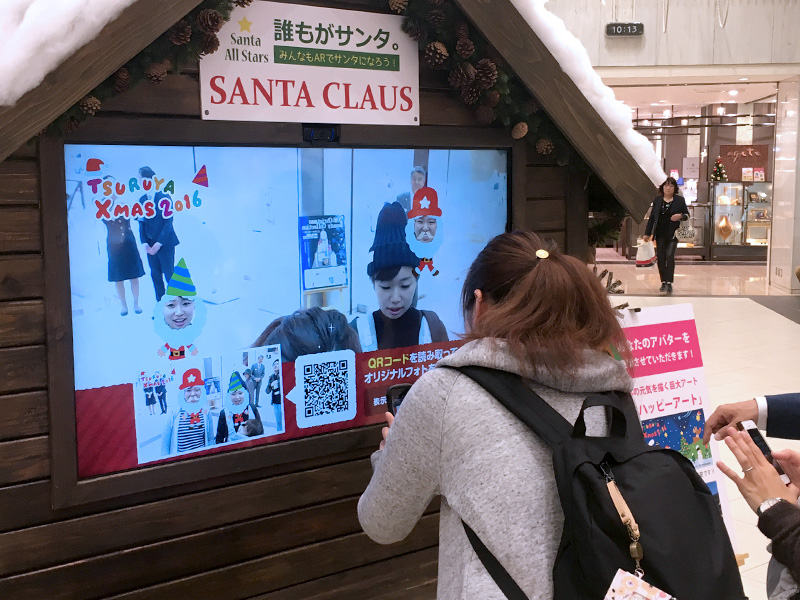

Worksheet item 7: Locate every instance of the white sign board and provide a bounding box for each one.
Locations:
[619,304,736,542]
[199,2,420,125]
[682,157,700,179]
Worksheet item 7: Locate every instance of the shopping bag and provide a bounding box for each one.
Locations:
[635,240,656,267]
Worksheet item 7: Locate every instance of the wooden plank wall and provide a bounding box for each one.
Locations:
[0,20,582,600]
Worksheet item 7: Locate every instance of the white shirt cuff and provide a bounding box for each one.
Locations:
[756,396,768,430]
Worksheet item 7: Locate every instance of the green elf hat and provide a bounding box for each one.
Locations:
[228,371,245,394]
[166,258,197,297]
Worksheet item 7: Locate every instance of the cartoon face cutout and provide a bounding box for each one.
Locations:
[230,388,246,407]
[374,266,417,320]
[413,216,438,243]
[183,385,203,404]
[163,296,195,330]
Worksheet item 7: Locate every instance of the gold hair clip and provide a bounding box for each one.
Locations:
[536,249,549,259]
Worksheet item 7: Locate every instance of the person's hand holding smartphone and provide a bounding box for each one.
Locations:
[716,426,799,513]
[738,420,789,484]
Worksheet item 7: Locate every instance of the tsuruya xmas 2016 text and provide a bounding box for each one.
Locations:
[88,176,203,221]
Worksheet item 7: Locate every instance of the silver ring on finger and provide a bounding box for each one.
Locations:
[742,466,754,473]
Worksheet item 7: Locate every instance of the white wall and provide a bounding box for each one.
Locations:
[769,77,800,293]
[544,0,800,67]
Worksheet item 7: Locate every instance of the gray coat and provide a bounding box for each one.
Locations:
[358,338,633,599]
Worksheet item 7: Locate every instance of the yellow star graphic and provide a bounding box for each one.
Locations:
[238,17,253,32]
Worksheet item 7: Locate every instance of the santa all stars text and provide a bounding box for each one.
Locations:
[225,34,269,63]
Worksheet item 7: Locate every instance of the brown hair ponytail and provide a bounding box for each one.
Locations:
[462,231,630,372]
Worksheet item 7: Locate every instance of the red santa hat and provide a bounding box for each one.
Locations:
[179,368,203,390]
[407,187,442,219]
[86,158,104,172]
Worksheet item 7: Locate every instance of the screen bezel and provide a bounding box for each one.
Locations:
[40,117,523,508]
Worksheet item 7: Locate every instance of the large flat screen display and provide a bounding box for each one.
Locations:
[63,144,508,476]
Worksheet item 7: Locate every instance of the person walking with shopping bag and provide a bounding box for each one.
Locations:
[642,177,690,295]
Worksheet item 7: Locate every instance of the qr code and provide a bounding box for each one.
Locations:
[303,360,349,417]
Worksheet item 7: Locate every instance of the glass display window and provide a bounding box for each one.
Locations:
[712,183,744,245]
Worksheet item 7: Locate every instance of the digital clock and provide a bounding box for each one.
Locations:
[605,22,644,37]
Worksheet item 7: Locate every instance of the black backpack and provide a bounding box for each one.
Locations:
[450,366,746,600]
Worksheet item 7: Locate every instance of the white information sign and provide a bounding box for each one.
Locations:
[199,2,420,125]
[619,304,736,541]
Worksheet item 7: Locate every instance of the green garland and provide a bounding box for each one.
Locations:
[394,0,582,168]
[51,0,242,134]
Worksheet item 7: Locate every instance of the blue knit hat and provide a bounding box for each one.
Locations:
[367,202,419,278]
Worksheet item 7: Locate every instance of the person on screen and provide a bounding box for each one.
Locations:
[101,175,144,316]
[142,374,157,416]
[352,202,448,352]
[267,359,284,433]
[253,308,362,364]
[395,166,427,214]
[251,355,265,407]
[405,187,445,277]
[161,368,214,456]
[138,166,180,302]
[154,371,168,414]
[215,371,263,444]
[163,295,195,329]
[242,368,256,406]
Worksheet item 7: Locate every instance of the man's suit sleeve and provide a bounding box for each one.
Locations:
[766,393,800,439]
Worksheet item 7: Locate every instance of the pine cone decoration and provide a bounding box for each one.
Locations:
[455,21,469,39]
[200,33,221,55]
[511,122,529,139]
[426,9,446,27]
[114,67,131,93]
[455,38,475,59]
[197,8,224,34]
[485,89,501,107]
[525,99,540,114]
[476,105,496,125]
[401,17,427,43]
[475,58,498,90]
[168,19,192,46]
[389,0,408,13]
[423,41,449,68]
[234,0,254,6]
[79,95,101,115]
[63,117,81,134]
[448,62,476,89]
[144,59,171,83]
[460,82,481,105]
[536,137,555,155]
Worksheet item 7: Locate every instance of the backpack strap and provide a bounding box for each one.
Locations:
[462,521,529,600]
[449,365,573,448]
[443,365,576,600]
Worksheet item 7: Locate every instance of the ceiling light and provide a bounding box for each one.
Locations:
[663,109,672,118]
[659,100,668,103]
[739,77,749,81]
[681,119,689,126]
[728,90,739,96]
[650,103,662,107]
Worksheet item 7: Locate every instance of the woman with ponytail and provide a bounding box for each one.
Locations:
[358,231,633,599]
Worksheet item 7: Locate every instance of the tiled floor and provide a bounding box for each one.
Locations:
[619,295,800,599]
[594,249,784,296]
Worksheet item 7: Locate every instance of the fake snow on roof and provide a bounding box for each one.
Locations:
[0,0,136,106]
[512,0,666,186]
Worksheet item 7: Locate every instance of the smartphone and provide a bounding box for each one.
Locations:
[739,420,790,484]
[386,383,412,416]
